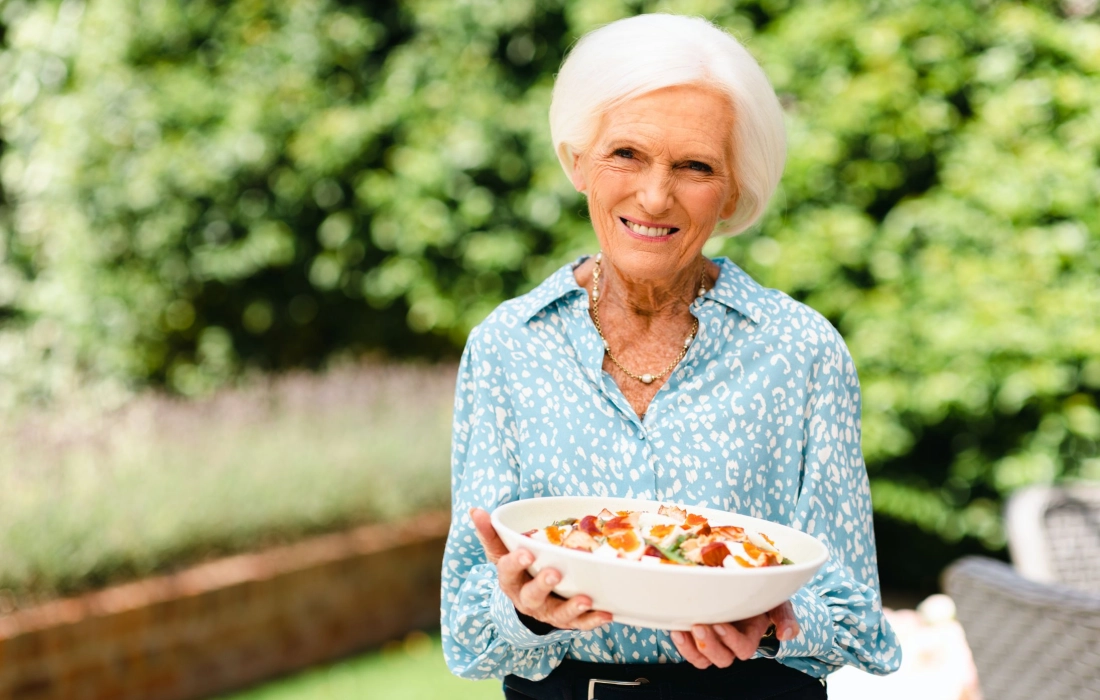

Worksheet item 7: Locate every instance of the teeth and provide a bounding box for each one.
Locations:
[625,220,673,237]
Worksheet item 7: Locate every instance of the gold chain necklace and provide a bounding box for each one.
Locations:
[590,252,706,385]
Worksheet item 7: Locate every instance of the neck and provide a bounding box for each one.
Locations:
[597,256,703,318]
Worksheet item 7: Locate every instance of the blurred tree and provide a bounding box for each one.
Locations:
[1,0,1098,590]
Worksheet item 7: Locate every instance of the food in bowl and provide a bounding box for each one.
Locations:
[523,504,793,568]
[491,496,830,630]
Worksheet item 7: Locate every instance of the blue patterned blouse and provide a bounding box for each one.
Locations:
[441,256,901,682]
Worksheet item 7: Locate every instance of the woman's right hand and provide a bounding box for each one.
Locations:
[469,507,613,632]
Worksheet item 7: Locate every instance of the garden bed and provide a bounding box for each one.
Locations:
[0,510,450,700]
[0,362,456,610]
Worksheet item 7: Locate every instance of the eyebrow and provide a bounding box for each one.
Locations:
[602,138,726,165]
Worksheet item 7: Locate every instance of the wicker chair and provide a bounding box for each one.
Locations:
[1005,483,1100,593]
[944,483,1100,700]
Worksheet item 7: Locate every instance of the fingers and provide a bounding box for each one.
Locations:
[726,614,772,660]
[671,630,712,670]
[704,603,797,663]
[767,601,800,641]
[689,625,735,668]
[469,507,510,563]
[518,567,560,611]
[548,594,598,628]
[495,553,611,630]
[526,588,612,631]
[674,609,792,668]
[570,609,614,631]
[527,589,612,631]
[674,619,774,668]
[496,548,535,600]
[470,507,613,633]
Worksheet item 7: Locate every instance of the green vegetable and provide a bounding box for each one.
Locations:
[650,534,693,566]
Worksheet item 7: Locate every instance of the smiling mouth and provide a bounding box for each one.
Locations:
[621,218,679,237]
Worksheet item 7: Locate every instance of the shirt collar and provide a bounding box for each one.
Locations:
[702,257,765,324]
[515,257,589,322]
[518,255,766,324]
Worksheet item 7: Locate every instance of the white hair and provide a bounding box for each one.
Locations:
[549,14,786,236]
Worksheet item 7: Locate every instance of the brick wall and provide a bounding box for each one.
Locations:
[0,511,450,700]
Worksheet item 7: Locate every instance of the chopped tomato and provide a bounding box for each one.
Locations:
[603,516,629,532]
[532,505,786,569]
[644,545,667,559]
[699,541,731,567]
[578,515,602,537]
[603,512,639,531]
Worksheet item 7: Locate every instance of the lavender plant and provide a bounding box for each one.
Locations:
[0,362,456,610]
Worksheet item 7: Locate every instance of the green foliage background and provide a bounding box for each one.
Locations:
[1,0,1098,589]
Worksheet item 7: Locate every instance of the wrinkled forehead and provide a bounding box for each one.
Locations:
[591,84,737,160]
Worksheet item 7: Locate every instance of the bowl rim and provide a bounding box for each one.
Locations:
[490,496,830,577]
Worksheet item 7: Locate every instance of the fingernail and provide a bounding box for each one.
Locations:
[714,625,727,637]
[518,552,532,566]
[545,572,560,585]
[576,601,590,612]
[671,631,684,643]
[779,623,797,640]
[692,625,705,640]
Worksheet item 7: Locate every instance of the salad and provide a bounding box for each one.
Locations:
[522,504,794,568]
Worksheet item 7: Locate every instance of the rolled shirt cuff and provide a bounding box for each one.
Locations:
[773,584,837,660]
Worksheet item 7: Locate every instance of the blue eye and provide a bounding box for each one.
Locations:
[613,148,635,159]
[687,161,713,173]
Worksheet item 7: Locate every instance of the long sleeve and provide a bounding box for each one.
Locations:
[767,329,902,676]
[436,259,900,678]
[440,326,581,680]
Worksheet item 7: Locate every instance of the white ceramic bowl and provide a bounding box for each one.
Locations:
[491,496,829,631]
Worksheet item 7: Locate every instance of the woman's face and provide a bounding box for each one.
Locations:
[570,84,738,283]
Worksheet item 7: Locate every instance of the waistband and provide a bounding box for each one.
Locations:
[503,658,826,700]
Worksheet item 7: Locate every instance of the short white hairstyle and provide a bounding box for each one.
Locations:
[549,14,786,236]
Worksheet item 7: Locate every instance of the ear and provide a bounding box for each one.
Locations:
[719,180,740,220]
[569,151,587,193]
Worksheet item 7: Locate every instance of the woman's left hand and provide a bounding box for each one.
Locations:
[670,602,799,669]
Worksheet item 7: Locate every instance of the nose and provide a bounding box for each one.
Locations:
[635,166,673,216]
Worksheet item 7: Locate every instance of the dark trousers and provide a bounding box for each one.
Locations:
[503,658,827,700]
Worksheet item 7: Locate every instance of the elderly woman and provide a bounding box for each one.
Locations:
[441,14,900,700]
